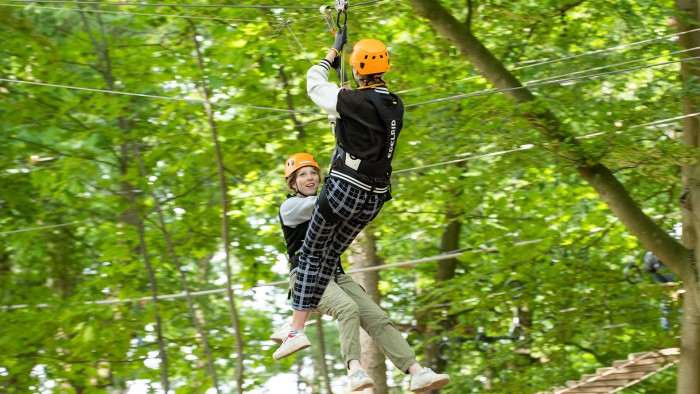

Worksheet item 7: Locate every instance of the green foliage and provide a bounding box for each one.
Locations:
[0,0,690,392]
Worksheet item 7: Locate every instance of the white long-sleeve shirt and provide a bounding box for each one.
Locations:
[279,195,317,227]
[306,61,342,119]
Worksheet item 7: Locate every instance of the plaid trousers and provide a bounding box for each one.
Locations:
[292,177,385,311]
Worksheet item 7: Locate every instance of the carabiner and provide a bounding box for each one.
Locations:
[335,11,347,28]
[334,0,348,28]
[319,5,336,34]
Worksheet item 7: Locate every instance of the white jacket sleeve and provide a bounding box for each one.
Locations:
[307,60,341,119]
[280,196,318,227]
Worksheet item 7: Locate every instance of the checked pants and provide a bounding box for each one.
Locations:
[292,177,386,311]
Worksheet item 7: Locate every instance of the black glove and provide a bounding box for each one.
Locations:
[332,25,348,53]
[330,55,341,70]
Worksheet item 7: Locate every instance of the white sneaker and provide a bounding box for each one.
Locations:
[410,368,450,392]
[349,369,375,391]
[270,323,290,344]
[272,332,311,360]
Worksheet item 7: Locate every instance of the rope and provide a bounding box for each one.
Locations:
[1,239,542,310]
[2,0,388,7]
[398,27,700,95]
[280,20,314,65]
[406,56,700,107]
[0,78,318,114]
[2,111,696,235]
[0,2,278,22]
[401,46,699,102]
[1,0,320,9]
[395,111,699,173]
[523,46,700,86]
[2,55,692,131]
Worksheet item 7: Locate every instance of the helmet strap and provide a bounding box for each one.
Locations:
[355,74,386,89]
[357,76,386,89]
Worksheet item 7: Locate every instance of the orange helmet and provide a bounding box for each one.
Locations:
[350,39,390,75]
[284,152,320,178]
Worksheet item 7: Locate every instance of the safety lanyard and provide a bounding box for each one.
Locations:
[320,1,349,86]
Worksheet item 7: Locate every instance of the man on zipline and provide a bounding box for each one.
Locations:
[275,152,451,392]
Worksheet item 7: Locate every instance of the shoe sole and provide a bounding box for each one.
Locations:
[272,342,311,360]
[412,376,450,393]
[350,380,375,391]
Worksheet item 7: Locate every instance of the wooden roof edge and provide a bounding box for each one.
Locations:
[658,347,681,356]
[547,348,681,394]
[610,359,680,393]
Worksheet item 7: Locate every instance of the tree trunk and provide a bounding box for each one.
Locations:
[0,248,9,304]
[78,11,170,391]
[187,19,245,392]
[675,1,700,392]
[314,319,333,394]
[424,204,460,379]
[406,0,690,276]
[678,293,700,393]
[408,0,700,390]
[279,66,306,139]
[348,230,388,394]
[132,148,221,392]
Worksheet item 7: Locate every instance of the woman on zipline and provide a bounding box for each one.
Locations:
[275,152,450,392]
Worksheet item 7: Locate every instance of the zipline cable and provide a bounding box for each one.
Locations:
[393,146,536,174]
[11,0,684,101]
[1,0,320,9]
[0,115,328,179]
[2,110,697,236]
[0,0,386,26]
[2,4,691,117]
[1,4,696,235]
[0,2,278,22]
[280,20,315,65]
[511,27,700,70]
[1,239,542,310]
[9,37,684,177]
[4,0,696,105]
[403,46,699,100]
[0,0,688,320]
[2,0,385,8]
[398,26,700,96]
[406,56,700,107]
[2,53,693,120]
[394,111,699,174]
[0,190,275,236]
[523,46,700,85]
[0,77,318,115]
